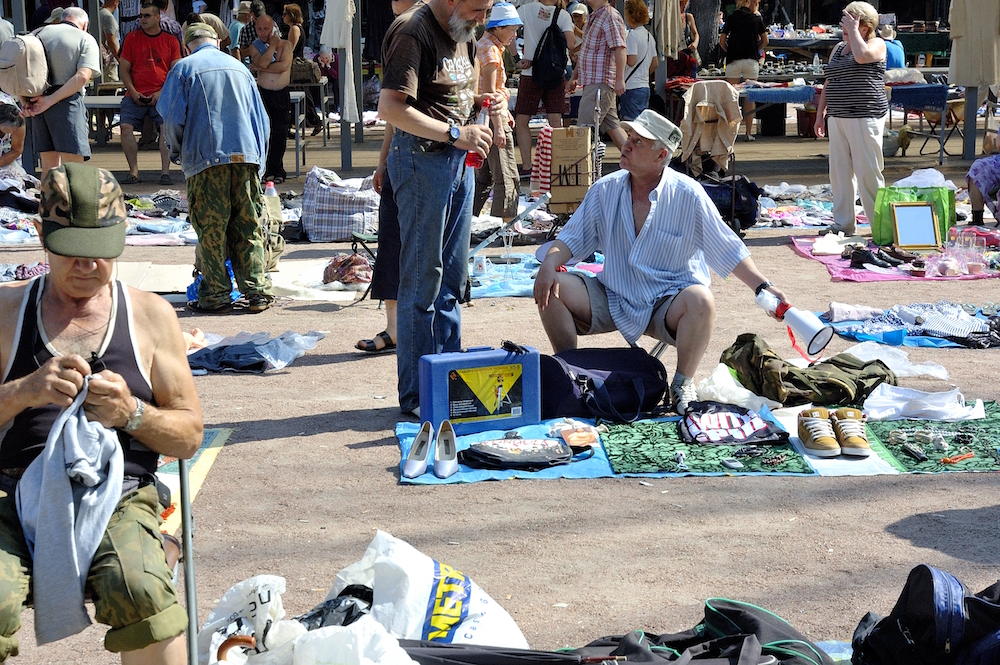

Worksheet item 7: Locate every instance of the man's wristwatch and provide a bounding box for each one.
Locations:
[754,280,773,296]
[446,122,461,145]
[124,398,145,432]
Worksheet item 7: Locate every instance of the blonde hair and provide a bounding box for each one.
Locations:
[735,0,755,9]
[624,0,648,26]
[844,1,879,40]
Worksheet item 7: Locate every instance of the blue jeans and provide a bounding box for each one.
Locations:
[618,87,651,122]
[387,131,474,413]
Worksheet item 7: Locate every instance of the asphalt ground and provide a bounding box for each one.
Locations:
[3,113,999,663]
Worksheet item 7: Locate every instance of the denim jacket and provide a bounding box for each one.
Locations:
[157,43,270,179]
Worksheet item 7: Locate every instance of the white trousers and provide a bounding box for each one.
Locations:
[828,115,886,234]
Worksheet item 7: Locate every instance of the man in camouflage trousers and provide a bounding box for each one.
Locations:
[0,162,203,664]
[158,23,274,314]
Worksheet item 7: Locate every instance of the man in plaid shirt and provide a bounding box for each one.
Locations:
[569,0,628,149]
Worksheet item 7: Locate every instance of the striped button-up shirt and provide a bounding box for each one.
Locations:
[558,167,750,342]
[576,4,627,88]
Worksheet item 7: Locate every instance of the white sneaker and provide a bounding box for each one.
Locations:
[671,380,698,415]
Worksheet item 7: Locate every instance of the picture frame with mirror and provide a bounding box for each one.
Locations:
[891,202,942,251]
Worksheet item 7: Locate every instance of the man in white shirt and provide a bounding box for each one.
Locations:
[533,110,787,414]
[515,0,575,174]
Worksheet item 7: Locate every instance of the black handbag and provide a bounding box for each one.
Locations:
[458,438,593,471]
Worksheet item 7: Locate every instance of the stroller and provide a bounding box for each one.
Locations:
[676,80,762,236]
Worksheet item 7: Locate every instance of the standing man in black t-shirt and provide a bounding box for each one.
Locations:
[720,0,767,141]
[378,0,499,418]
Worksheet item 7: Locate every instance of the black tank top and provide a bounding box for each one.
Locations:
[0,277,158,478]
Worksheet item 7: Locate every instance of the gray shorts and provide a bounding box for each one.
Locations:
[31,92,91,158]
[119,95,163,129]
[573,272,678,345]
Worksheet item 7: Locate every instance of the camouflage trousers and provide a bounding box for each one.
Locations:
[0,483,187,659]
[188,162,273,309]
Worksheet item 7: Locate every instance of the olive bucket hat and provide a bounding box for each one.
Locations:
[40,163,128,259]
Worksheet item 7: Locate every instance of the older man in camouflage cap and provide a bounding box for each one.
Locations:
[0,163,202,664]
[533,109,788,415]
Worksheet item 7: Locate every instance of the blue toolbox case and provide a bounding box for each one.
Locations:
[419,344,541,435]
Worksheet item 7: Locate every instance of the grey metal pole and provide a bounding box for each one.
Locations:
[179,459,198,665]
[354,0,363,144]
[963,87,979,161]
[11,0,26,32]
[339,47,352,169]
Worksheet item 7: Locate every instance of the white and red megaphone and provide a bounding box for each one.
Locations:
[756,291,834,359]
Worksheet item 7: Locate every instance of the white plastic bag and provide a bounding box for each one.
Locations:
[292,615,415,665]
[842,341,948,380]
[863,384,985,421]
[198,575,290,665]
[696,363,781,413]
[891,168,957,191]
[332,531,528,648]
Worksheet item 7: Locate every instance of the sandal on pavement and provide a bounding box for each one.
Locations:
[356,331,396,355]
[120,173,142,184]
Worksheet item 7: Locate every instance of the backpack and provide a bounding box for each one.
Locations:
[539,347,668,423]
[0,28,51,98]
[720,333,896,408]
[852,564,1000,665]
[531,7,568,90]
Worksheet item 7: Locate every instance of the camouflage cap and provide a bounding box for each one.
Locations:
[40,163,128,259]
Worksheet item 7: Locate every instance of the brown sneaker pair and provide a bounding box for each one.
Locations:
[797,407,871,457]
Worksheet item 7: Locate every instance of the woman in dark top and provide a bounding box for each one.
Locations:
[813,1,887,235]
[720,0,767,141]
[283,2,323,131]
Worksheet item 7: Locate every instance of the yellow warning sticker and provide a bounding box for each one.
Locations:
[448,364,523,421]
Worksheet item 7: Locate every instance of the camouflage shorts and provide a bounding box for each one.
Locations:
[0,484,187,658]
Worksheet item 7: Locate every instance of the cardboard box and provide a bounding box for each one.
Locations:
[548,201,581,215]
[550,127,594,188]
[549,185,591,204]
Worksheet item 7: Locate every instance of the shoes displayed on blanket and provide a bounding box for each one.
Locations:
[850,248,893,270]
[797,406,871,458]
[830,408,871,457]
[882,245,918,262]
[402,421,433,478]
[798,407,841,457]
[433,420,458,478]
[402,419,459,479]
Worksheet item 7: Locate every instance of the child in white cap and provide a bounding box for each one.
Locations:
[473,2,523,222]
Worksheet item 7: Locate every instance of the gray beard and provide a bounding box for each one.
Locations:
[448,13,478,42]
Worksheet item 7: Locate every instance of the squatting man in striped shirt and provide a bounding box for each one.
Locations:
[534,109,788,415]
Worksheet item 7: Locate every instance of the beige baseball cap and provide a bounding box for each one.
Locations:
[620,109,683,153]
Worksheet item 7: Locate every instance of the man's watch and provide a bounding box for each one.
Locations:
[446,123,461,145]
[124,398,145,432]
[754,280,773,296]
